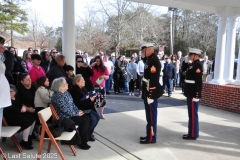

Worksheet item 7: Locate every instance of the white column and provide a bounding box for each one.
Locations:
[223,16,238,84]
[63,0,75,70]
[234,45,240,85]
[209,16,227,85]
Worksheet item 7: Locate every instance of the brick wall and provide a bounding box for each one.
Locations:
[201,83,240,113]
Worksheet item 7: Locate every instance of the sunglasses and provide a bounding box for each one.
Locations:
[52,52,57,54]
[77,61,83,63]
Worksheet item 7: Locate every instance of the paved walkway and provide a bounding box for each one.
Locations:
[1,89,240,160]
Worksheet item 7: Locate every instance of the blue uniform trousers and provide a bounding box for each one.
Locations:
[144,99,158,142]
[187,97,199,138]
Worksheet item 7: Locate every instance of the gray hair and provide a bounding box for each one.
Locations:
[177,51,182,55]
[51,77,66,92]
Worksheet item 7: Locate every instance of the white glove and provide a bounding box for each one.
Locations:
[147,98,154,104]
[193,98,199,102]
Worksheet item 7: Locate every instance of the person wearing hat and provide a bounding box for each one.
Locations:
[183,47,203,140]
[28,54,46,84]
[139,42,163,144]
[0,35,12,143]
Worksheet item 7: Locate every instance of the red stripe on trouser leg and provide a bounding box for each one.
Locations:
[149,104,153,142]
[192,100,195,137]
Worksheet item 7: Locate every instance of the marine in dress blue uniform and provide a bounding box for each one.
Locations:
[139,42,163,144]
[183,48,203,140]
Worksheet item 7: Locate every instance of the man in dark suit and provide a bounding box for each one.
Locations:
[47,54,67,85]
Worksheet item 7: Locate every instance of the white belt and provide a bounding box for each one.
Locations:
[142,78,149,83]
[185,80,195,84]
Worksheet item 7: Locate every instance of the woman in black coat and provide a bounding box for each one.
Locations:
[70,74,100,141]
[4,85,36,150]
[113,55,124,93]
[75,55,94,91]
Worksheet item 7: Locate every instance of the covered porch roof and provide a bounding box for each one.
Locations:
[129,0,240,15]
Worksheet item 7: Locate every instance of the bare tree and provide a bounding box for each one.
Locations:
[38,26,55,50]
[98,0,145,53]
[76,5,109,54]
[193,12,218,56]
[28,10,41,49]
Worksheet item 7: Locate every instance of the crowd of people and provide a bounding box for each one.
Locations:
[1,39,215,150]
[158,51,212,97]
[1,46,112,150]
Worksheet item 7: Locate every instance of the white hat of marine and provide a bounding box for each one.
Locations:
[140,41,155,50]
[188,47,202,55]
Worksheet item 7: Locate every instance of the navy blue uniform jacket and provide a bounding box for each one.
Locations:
[142,54,163,101]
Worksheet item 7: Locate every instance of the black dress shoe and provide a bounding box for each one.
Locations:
[182,134,188,138]
[20,140,33,150]
[140,139,156,144]
[140,136,147,140]
[183,136,197,140]
[78,143,91,150]
[106,92,110,95]
[89,137,95,142]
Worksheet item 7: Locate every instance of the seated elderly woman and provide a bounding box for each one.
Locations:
[70,74,100,142]
[51,77,91,150]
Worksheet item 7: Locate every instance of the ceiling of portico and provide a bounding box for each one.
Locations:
[129,0,240,15]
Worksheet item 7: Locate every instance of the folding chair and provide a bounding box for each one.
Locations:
[2,117,22,153]
[49,104,77,156]
[37,107,76,160]
[0,147,7,160]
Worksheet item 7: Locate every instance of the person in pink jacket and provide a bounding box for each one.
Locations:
[28,54,46,84]
[90,55,109,119]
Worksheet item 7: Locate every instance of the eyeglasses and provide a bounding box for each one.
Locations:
[52,52,57,54]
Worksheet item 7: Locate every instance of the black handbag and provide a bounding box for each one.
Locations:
[60,118,81,145]
[47,120,64,138]
[40,120,64,138]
